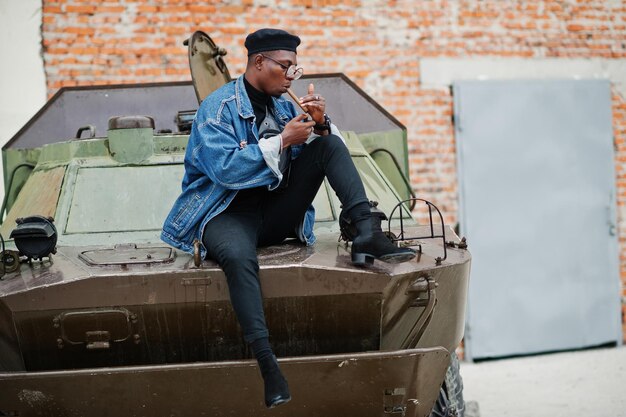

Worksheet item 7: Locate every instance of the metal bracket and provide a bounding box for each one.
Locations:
[383,387,408,414]
[446,236,468,250]
[388,198,448,265]
[401,276,438,349]
[53,307,139,350]
[75,125,96,139]
[193,239,202,267]
[85,331,111,350]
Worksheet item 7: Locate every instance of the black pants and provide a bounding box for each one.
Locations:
[202,134,368,343]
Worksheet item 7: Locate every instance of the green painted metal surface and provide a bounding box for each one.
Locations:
[108,127,154,163]
[359,129,409,175]
[2,128,414,246]
[1,148,40,217]
[64,165,183,234]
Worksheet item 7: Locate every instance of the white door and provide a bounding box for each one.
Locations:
[454,80,621,360]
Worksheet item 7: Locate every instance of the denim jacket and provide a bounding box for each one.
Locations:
[161,75,316,257]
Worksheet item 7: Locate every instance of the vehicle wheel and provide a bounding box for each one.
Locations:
[429,351,465,417]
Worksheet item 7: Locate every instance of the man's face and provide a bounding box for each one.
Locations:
[257,50,298,97]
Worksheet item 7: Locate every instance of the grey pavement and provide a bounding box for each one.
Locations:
[459,345,626,417]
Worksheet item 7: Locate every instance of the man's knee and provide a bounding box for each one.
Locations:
[212,240,258,273]
[311,133,347,158]
[320,133,344,149]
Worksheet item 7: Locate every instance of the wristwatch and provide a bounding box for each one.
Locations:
[314,114,331,133]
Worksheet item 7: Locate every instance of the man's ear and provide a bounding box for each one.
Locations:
[254,54,264,71]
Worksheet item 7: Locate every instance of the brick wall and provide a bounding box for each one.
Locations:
[41,0,626,342]
[614,91,626,342]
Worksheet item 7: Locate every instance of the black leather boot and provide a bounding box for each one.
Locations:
[351,216,416,267]
[259,355,291,408]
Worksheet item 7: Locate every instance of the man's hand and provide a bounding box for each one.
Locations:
[281,113,315,148]
[299,83,326,126]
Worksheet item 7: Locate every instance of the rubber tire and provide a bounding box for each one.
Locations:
[429,352,465,417]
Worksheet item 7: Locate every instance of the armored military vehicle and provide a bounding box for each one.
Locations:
[0,32,470,416]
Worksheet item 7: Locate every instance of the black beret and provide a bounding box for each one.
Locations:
[245,28,301,56]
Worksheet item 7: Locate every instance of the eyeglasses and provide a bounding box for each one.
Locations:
[259,54,304,80]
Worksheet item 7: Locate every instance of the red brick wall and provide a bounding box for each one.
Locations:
[41,0,626,342]
[615,92,626,342]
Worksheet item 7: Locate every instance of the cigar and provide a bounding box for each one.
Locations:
[286,88,309,114]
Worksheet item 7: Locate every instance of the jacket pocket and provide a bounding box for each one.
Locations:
[171,192,203,232]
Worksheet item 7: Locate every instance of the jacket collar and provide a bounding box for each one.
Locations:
[235,75,254,119]
[235,75,291,123]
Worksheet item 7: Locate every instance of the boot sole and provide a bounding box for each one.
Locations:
[352,251,415,266]
[379,252,416,264]
[268,396,292,408]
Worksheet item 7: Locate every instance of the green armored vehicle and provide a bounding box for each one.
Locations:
[0,32,470,416]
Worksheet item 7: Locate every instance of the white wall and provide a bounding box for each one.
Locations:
[0,0,46,198]
[420,58,626,98]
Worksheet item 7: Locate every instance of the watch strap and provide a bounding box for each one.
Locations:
[314,114,331,132]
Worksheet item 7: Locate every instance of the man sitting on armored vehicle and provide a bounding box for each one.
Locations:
[161,28,415,408]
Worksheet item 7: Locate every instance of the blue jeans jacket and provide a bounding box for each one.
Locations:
[161,75,316,257]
